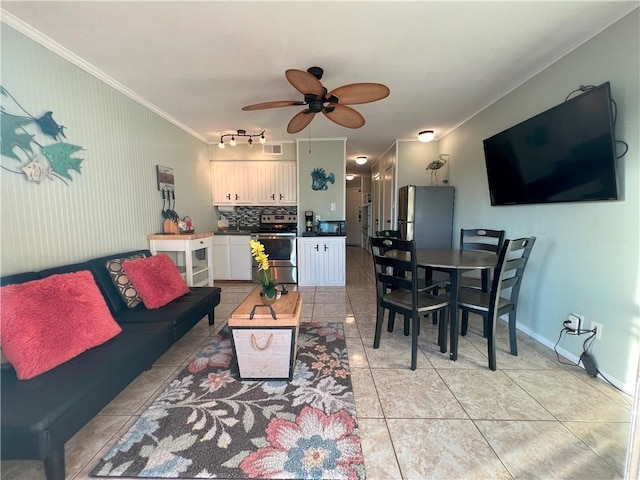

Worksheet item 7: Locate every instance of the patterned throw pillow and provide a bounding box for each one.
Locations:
[105,255,146,308]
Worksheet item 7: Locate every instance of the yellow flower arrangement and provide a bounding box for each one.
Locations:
[250,239,277,298]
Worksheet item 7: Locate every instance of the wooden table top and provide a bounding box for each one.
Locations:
[229,291,301,327]
[415,248,498,270]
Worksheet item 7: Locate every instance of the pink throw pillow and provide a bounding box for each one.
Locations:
[0,271,122,380]
[122,254,189,309]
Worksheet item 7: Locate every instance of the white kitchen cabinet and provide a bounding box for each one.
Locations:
[211,235,231,280]
[148,233,214,287]
[229,235,252,280]
[297,237,346,286]
[214,161,297,206]
[211,162,254,205]
[253,161,297,205]
[211,234,252,281]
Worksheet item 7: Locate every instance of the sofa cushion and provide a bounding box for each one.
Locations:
[105,255,145,308]
[0,322,174,460]
[0,271,122,380]
[123,254,189,309]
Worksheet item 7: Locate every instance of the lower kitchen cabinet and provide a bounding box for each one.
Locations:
[212,235,252,281]
[297,237,345,286]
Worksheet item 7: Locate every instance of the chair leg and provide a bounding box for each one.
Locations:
[487,315,497,371]
[461,310,469,336]
[403,315,410,336]
[432,310,438,325]
[373,306,385,349]
[411,315,419,370]
[508,310,518,356]
[388,310,396,332]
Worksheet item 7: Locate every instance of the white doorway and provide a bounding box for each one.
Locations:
[346,185,361,246]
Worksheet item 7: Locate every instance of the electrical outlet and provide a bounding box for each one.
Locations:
[567,313,583,331]
[591,321,603,340]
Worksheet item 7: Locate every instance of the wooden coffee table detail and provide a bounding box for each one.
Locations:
[228,291,301,380]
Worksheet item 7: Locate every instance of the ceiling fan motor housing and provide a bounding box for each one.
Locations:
[307,66,324,79]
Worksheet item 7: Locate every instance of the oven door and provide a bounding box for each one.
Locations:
[251,233,297,284]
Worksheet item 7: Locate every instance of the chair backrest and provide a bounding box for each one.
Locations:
[490,237,536,312]
[376,230,402,239]
[460,229,505,254]
[369,236,418,303]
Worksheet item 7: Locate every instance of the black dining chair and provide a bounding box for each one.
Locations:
[370,236,449,370]
[445,228,505,292]
[457,236,536,371]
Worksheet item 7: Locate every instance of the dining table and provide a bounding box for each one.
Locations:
[415,248,498,361]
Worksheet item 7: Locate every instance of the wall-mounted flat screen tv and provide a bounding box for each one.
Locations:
[482,82,619,206]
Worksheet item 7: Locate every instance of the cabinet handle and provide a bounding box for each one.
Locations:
[235,194,239,200]
[226,193,231,200]
[271,194,275,200]
[279,193,284,200]
[315,244,319,251]
[324,244,328,251]
[199,241,204,244]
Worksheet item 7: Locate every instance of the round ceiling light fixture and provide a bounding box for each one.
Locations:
[355,156,368,165]
[345,174,355,181]
[418,130,435,143]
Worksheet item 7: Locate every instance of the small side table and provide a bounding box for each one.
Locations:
[147,232,214,287]
[228,291,301,380]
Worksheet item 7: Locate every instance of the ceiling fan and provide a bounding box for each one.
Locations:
[242,66,390,134]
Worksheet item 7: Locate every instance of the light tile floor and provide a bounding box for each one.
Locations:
[2,246,632,479]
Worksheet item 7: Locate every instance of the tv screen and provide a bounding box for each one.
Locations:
[482,82,619,206]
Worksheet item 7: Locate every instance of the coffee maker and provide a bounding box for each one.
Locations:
[305,211,314,232]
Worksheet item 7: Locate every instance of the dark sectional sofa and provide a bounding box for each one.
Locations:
[0,249,222,480]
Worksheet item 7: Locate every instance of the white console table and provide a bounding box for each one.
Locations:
[147,232,214,287]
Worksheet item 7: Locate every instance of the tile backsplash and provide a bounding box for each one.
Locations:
[216,206,297,229]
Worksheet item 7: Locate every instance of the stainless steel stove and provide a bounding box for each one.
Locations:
[251,214,297,283]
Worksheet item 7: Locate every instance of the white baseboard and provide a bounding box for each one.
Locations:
[515,322,633,395]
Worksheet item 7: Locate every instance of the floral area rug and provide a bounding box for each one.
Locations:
[91,322,365,479]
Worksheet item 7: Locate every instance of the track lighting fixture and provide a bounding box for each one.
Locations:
[418,130,435,142]
[218,129,266,148]
[355,156,368,165]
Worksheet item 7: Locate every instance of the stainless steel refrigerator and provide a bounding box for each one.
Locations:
[397,185,455,248]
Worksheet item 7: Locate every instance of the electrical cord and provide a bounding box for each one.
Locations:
[555,324,632,401]
[564,84,629,159]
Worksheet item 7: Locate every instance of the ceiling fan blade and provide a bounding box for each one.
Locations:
[285,69,324,96]
[327,83,390,105]
[287,110,316,134]
[242,100,305,111]
[323,105,365,129]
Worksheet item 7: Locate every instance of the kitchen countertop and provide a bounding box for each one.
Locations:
[301,232,347,237]
[212,229,254,235]
[147,232,213,240]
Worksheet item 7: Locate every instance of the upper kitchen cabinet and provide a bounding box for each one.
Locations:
[211,162,254,205]
[254,161,297,205]
[213,161,297,206]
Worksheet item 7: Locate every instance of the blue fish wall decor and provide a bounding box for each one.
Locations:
[310,167,335,191]
[0,85,84,185]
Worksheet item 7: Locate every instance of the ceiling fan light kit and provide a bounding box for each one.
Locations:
[418,130,435,142]
[218,129,265,148]
[355,156,368,165]
[242,67,390,134]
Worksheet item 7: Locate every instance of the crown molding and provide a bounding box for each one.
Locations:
[1,10,207,143]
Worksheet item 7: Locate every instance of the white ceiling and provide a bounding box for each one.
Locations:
[2,1,636,175]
